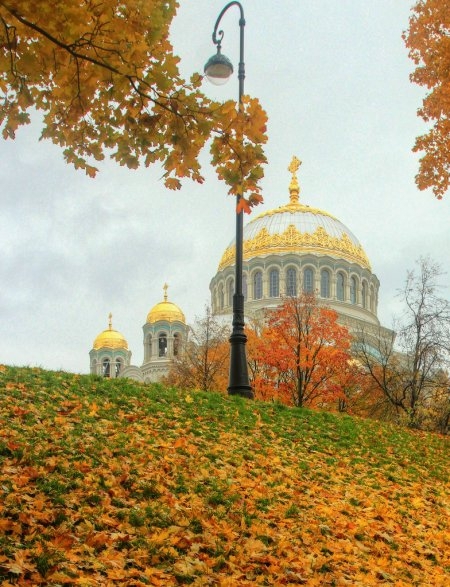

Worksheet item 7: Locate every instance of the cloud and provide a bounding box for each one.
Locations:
[1,1,449,374]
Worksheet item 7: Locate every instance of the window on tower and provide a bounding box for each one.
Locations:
[320,269,330,298]
[158,332,168,357]
[253,271,263,299]
[269,269,279,298]
[286,268,297,297]
[303,268,314,293]
[102,358,110,377]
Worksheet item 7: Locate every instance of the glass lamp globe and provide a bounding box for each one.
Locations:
[204,51,234,86]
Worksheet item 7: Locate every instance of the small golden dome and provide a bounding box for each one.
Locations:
[146,284,186,324]
[93,313,128,350]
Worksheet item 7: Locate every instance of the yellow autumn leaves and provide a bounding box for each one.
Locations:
[0,0,268,208]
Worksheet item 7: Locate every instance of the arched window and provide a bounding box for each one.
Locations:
[102,358,110,377]
[269,269,279,298]
[158,332,168,357]
[362,281,368,309]
[219,284,224,310]
[320,269,330,298]
[227,279,234,307]
[370,284,375,312]
[350,277,357,304]
[115,359,123,376]
[303,268,314,293]
[336,272,345,301]
[173,333,180,357]
[286,268,297,297]
[253,271,263,300]
[243,273,248,301]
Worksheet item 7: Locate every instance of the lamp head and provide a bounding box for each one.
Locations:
[204,49,233,85]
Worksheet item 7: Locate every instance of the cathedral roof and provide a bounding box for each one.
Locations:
[218,156,371,271]
[93,314,128,350]
[146,284,186,324]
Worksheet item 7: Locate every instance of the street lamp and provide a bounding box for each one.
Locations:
[204,2,253,399]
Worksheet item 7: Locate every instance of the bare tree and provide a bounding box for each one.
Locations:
[355,257,450,428]
[164,307,229,392]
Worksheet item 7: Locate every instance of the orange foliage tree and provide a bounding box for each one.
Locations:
[245,319,281,403]
[0,1,267,209]
[250,293,354,408]
[404,0,450,199]
[332,358,368,413]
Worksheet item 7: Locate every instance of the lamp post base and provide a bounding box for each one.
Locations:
[228,386,254,399]
[227,328,254,399]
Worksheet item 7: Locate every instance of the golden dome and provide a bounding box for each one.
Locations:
[93,313,128,350]
[218,156,371,271]
[146,284,186,324]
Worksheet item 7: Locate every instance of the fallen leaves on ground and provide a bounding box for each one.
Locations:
[0,366,448,585]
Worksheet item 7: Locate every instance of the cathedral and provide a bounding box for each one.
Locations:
[89,157,391,383]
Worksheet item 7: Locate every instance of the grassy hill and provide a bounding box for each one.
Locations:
[0,366,448,586]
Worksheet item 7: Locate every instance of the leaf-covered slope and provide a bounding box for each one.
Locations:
[0,366,449,585]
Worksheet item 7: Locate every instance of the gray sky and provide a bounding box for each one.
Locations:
[1,1,449,374]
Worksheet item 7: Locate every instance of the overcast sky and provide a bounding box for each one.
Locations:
[1,1,449,374]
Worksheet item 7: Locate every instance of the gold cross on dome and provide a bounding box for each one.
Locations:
[108,312,113,330]
[288,156,302,203]
[163,283,168,301]
[288,156,302,176]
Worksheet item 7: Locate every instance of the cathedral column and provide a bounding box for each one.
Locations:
[262,271,268,300]
[314,273,320,296]
[331,273,337,300]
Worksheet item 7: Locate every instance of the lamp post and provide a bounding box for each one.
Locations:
[204,2,253,399]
